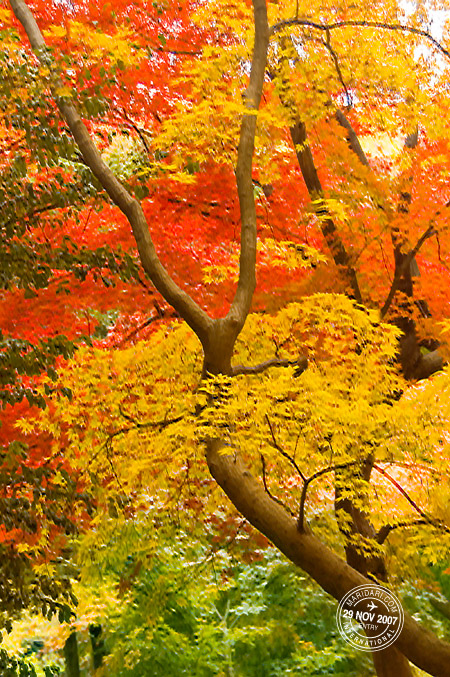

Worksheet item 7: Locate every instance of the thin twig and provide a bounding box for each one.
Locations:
[105,439,124,493]
[117,407,185,431]
[121,106,152,154]
[265,414,306,481]
[322,32,352,108]
[260,453,295,516]
[115,303,177,347]
[373,465,450,537]
[270,19,450,61]
[155,46,202,56]
[372,464,429,519]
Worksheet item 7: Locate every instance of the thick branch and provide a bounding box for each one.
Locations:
[290,120,362,301]
[201,0,270,375]
[10,0,212,347]
[206,440,450,676]
[225,0,269,332]
[414,348,443,379]
[429,596,450,621]
[381,225,436,317]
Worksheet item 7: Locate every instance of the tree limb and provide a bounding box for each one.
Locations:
[377,519,437,545]
[321,32,352,108]
[206,440,450,676]
[298,460,363,532]
[290,120,362,301]
[226,0,269,331]
[381,225,436,318]
[270,18,450,61]
[9,0,213,348]
[414,348,443,379]
[372,464,450,536]
[231,355,307,376]
[429,596,450,621]
[270,40,363,301]
[334,110,370,167]
[265,414,306,482]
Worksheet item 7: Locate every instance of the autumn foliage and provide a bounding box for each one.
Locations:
[2,0,450,675]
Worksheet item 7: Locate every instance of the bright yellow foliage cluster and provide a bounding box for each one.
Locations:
[19,295,450,578]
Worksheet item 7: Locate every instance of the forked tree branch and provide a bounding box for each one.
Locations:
[297,460,363,532]
[206,439,450,675]
[381,224,436,317]
[265,414,307,482]
[9,0,213,347]
[270,18,450,61]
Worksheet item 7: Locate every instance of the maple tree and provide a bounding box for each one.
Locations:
[2,0,450,675]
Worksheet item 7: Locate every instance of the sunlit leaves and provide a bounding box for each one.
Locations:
[20,293,450,577]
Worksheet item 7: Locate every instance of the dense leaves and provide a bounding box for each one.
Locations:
[2,0,450,675]
[20,299,449,591]
[95,541,372,676]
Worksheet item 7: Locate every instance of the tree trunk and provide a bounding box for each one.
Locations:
[89,623,106,671]
[206,439,450,676]
[372,647,414,677]
[10,1,448,675]
[63,631,80,677]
